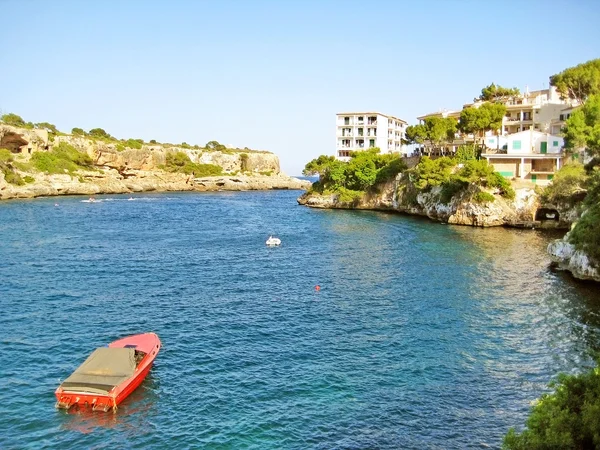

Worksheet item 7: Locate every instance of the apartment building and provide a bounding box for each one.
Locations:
[417,86,577,151]
[336,112,407,161]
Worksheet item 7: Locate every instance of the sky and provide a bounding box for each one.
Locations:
[1,0,599,175]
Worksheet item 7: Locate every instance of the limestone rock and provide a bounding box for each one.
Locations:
[548,235,600,282]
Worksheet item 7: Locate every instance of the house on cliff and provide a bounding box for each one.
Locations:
[481,129,564,185]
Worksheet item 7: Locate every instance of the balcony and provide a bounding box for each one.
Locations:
[367,121,377,126]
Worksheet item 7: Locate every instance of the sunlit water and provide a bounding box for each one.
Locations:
[0,191,598,449]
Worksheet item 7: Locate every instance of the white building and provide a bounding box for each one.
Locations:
[482,129,565,185]
[336,112,407,161]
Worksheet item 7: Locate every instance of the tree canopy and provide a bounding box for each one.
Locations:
[1,113,27,127]
[550,58,600,104]
[476,83,520,103]
[563,94,600,158]
[205,140,226,152]
[403,117,457,150]
[88,128,112,139]
[458,103,506,139]
[503,362,600,450]
[303,149,406,195]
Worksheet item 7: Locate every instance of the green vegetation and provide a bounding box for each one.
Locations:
[303,149,407,201]
[550,58,600,104]
[1,113,33,129]
[162,151,222,176]
[540,163,588,205]
[503,362,600,450]
[410,157,514,203]
[568,169,600,263]
[475,83,520,103]
[454,144,479,163]
[403,117,458,153]
[563,94,600,158]
[473,191,495,203]
[303,151,514,205]
[88,128,112,139]
[458,102,506,145]
[0,149,24,185]
[240,153,249,172]
[71,127,85,136]
[30,142,93,174]
[34,122,58,133]
[205,140,226,152]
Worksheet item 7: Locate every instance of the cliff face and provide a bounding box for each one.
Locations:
[0,125,310,199]
[298,172,559,228]
[548,234,600,282]
[52,135,280,174]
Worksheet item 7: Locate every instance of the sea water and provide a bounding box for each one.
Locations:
[0,190,598,449]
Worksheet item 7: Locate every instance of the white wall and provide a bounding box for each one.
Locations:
[506,131,564,154]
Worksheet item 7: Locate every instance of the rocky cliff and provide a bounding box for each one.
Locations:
[298,172,567,229]
[0,124,310,199]
[548,232,600,282]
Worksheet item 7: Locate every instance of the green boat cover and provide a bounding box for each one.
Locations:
[60,347,136,395]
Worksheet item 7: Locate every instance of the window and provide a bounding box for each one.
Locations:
[344,117,350,125]
[487,138,495,144]
[369,139,375,147]
[512,140,521,150]
[553,141,559,146]
[559,114,564,121]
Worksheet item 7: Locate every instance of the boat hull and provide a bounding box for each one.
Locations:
[55,332,160,412]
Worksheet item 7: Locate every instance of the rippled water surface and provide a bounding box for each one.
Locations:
[1,191,599,449]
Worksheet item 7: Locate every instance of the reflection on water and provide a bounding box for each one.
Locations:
[58,375,159,434]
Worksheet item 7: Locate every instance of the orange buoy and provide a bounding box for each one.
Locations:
[315,285,321,292]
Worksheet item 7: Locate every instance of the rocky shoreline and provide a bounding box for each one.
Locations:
[297,174,573,229]
[0,170,311,200]
[0,124,311,200]
[297,173,599,283]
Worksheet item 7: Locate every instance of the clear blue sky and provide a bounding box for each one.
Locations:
[2,0,599,174]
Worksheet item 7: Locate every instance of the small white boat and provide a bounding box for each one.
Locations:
[266,236,281,246]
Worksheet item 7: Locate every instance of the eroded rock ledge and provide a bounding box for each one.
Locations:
[548,236,600,282]
[0,170,310,200]
[297,175,571,229]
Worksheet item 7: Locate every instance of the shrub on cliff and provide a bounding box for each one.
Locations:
[162,151,222,176]
[503,362,600,450]
[303,150,405,195]
[1,113,31,128]
[410,156,454,189]
[30,142,93,174]
[568,170,600,263]
[88,128,112,140]
[455,159,515,199]
[0,149,25,185]
[540,163,588,205]
[71,128,86,136]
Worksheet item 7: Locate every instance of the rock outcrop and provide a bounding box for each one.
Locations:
[548,234,600,282]
[0,125,310,199]
[298,172,560,229]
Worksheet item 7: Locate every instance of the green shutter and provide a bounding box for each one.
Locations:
[512,140,521,150]
[553,141,559,147]
[541,142,547,154]
[531,174,537,183]
[548,175,554,181]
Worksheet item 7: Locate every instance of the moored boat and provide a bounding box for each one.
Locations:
[266,236,281,246]
[55,332,161,412]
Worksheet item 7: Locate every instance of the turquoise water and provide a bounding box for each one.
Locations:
[0,190,599,449]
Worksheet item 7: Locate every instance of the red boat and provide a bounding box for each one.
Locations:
[55,333,161,412]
